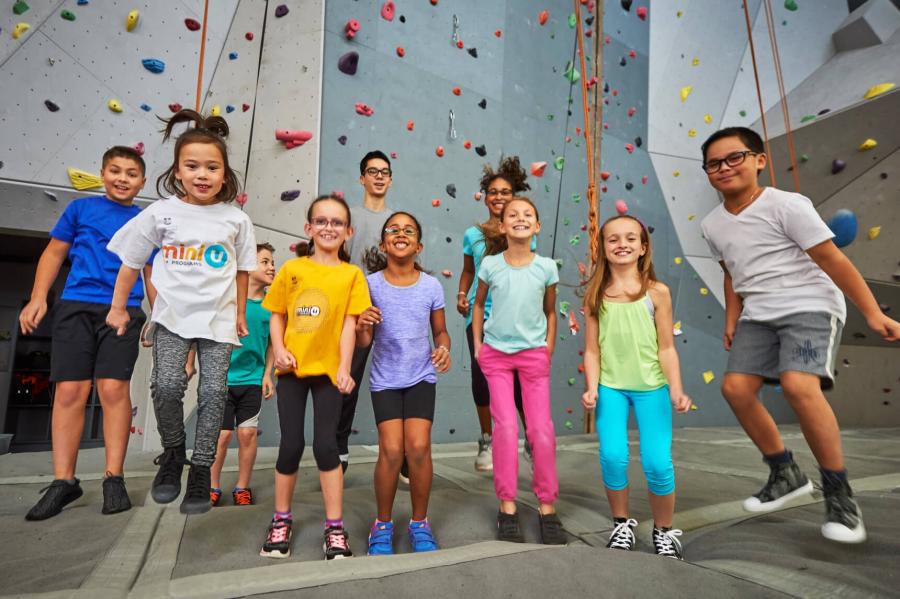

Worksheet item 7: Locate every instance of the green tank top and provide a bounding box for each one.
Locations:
[598,296,668,391]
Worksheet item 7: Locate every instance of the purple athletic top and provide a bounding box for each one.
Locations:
[367,270,445,392]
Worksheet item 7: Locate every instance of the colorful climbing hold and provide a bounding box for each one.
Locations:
[826,209,857,248]
[44,100,60,112]
[108,99,123,113]
[228,52,238,60]
[739,109,747,117]
[672,170,680,177]
[688,128,697,138]
[245,32,254,41]
[674,257,682,265]
[226,105,235,113]
[140,104,151,111]
[125,9,139,32]
[396,46,405,57]
[627,107,637,117]
[242,103,250,112]
[563,61,580,83]
[275,130,314,149]
[67,167,104,190]
[680,85,692,102]
[531,162,547,177]
[13,0,29,15]
[446,184,457,198]
[432,198,441,207]
[831,159,846,174]
[600,171,611,180]
[553,157,565,171]
[452,87,461,96]
[699,287,709,295]
[858,138,877,151]
[475,145,486,157]
[184,18,200,31]
[702,370,715,384]
[614,200,628,215]
[625,143,634,153]
[636,6,647,20]
[868,226,881,240]
[338,135,347,145]
[12,22,30,39]
[274,4,289,18]
[381,1,395,21]
[538,10,549,25]
[60,9,75,21]
[345,19,360,39]
[863,83,895,100]
[355,102,374,116]
[703,114,712,124]
[210,105,221,117]
[435,146,444,157]
[406,120,414,131]
[280,190,300,202]
[236,192,248,207]
[141,58,165,74]
[784,0,798,11]
[338,52,359,75]
[168,103,182,112]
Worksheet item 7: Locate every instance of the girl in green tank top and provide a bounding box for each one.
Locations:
[581,215,693,559]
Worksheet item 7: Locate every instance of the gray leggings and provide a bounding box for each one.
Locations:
[151,325,232,467]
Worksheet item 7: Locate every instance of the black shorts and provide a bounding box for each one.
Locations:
[371,381,436,424]
[51,300,146,382]
[221,384,263,430]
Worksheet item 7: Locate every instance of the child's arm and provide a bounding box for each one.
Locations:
[106,264,142,336]
[471,279,489,359]
[581,311,600,410]
[142,264,157,310]
[456,255,476,316]
[652,284,692,413]
[19,239,70,334]
[235,271,249,338]
[355,306,382,348]
[430,308,452,373]
[269,312,297,371]
[336,315,358,394]
[807,240,900,341]
[262,339,275,398]
[720,261,742,350]
[543,283,558,356]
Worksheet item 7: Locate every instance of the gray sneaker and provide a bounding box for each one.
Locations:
[475,434,493,472]
[821,473,866,543]
[743,453,813,512]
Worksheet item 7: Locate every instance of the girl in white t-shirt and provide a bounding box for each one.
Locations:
[106,109,257,515]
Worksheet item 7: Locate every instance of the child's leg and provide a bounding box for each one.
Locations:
[310,376,345,521]
[191,338,233,468]
[780,371,844,470]
[50,381,93,479]
[401,381,437,521]
[596,385,632,518]
[210,430,232,490]
[234,386,263,489]
[721,373,785,455]
[631,386,676,528]
[274,375,311,513]
[150,326,192,449]
[478,344,520,512]
[336,345,371,462]
[515,348,557,511]
[466,324,492,435]
[374,417,404,521]
[95,378,132,476]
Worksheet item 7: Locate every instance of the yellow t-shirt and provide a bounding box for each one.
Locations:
[263,257,371,385]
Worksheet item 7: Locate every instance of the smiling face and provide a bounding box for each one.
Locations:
[602,217,646,266]
[101,156,146,204]
[484,176,514,218]
[251,248,275,286]
[174,142,225,205]
[499,198,540,241]
[704,136,766,196]
[379,212,422,261]
[359,157,392,199]
[304,198,352,255]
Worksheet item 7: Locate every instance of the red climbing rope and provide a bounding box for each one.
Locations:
[741,0,777,187]
[195,0,210,112]
[762,0,801,191]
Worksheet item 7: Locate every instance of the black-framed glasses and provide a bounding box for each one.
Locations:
[365,167,392,178]
[702,150,757,174]
[384,226,418,237]
[485,188,513,197]
[310,217,347,230]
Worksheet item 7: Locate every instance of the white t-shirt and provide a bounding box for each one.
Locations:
[700,187,845,323]
[108,196,258,344]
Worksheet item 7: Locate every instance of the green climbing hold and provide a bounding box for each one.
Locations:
[563,61,580,83]
[547,114,554,121]
[571,193,581,203]
[554,157,565,171]
[563,217,570,226]
[565,420,574,430]
[61,9,75,21]
[567,378,576,386]
[569,235,581,246]
[555,259,564,269]
[560,300,571,313]
[739,109,747,117]
[800,114,816,123]
[544,184,551,193]
[568,97,574,104]
[568,13,577,28]
[800,154,809,162]
[13,0,29,15]
[784,0,798,11]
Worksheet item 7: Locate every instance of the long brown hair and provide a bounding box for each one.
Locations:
[156,109,241,203]
[296,194,353,263]
[483,196,540,256]
[583,215,656,315]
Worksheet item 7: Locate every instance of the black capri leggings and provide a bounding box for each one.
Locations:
[275,374,343,473]
[466,323,523,413]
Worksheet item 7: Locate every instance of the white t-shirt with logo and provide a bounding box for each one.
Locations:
[108,196,258,344]
[700,187,845,323]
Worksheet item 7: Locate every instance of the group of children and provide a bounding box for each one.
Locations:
[19,110,899,562]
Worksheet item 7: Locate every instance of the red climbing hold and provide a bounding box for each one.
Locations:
[184,18,200,31]
[432,198,442,207]
[605,35,611,44]
[133,142,144,156]
[435,146,445,157]
[531,162,547,177]
[641,175,649,184]
[245,32,254,41]
[236,192,248,206]
[452,87,461,96]
[390,152,398,159]
[242,103,250,112]
[628,49,636,58]
[396,47,405,57]
[169,103,183,112]
[381,1,395,21]
[625,143,634,153]
[464,140,472,149]
[495,30,502,37]
[585,29,592,37]
[627,107,636,117]
[275,129,314,149]
[431,0,439,4]
[600,171,611,180]
[406,120,414,131]
[355,102,374,116]
[456,40,464,49]
[538,10,549,25]
[345,19,360,39]
[636,6,647,20]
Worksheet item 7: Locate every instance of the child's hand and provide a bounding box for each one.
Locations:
[106,307,131,336]
[185,356,196,380]
[723,324,736,350]
[866,313,900,342]
[431,345,451,373]
[19,298,48,335]
[356,307,382,332]
[670,390,693,413]
[473,342,482,361]
[581,388,597,410]
[262,374,275,399]
[456,294,469,316]
[274,347,297,371]
[236,314,249,338]
[336,368,355,394]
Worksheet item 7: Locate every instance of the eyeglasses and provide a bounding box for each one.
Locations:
[310,217,347,230]
[384,226,418,237]
[365,167,392,178]
[485,188,513,197]
[702,150,757,174]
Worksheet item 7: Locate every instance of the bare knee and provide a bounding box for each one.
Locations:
[404,438,430,464]
[780,372,825,407]
[54,381,92,410]
[379,441,405,467]
[721,376,761,407]
[237,428,257,446]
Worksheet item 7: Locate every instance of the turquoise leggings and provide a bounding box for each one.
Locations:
[595,385,674,496]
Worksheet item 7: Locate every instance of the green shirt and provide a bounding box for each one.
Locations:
[227,297,270,386]
[598,296,668,391]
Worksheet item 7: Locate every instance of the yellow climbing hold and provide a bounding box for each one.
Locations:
[688,128,697,138]
[67,167,104,190]
[680,85,693,102]
[674,256,683,265]
[673,321,682,336]
[672,170,681,177]
[867,226,881,240]
[210,104,221,117]
[126,9,139,32]
[692,57,699,66]
[688,214,696,221]
[704,114,712,124]
[108,99,123,113]
[863,83,894,100]
[702,370,715,384]
[677,10,683,17]
[699,287,708,295]
[12,22,31,39]
[690,404,699,411]
[858,138,877,151]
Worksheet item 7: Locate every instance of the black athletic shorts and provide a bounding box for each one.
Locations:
[371,380,436,424]
[50,300,146,382]
[222,384,263,430]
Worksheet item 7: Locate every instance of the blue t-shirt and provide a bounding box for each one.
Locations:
[50,196,149,306]
[478,253,558,354]
[462,226,536,326]
[227,297,271,386]
[367,271,445,392]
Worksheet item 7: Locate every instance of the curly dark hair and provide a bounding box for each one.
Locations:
[479,156,531,194]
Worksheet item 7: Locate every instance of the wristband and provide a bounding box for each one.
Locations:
[437,345,449,352]
[457,292,466,296]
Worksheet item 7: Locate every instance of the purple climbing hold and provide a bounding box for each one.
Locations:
[478,98,487,109]
[475,144,486,157]
[338,135,347,145]
[280,189,301,202]
[275,4,289,17]
[468,47,478,58]
[831,159,846,175]
[338,51,359,75]
[44,100,60,112]
[586,15,595,25]
[647,225,655,234]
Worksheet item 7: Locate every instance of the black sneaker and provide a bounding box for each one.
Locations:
[743,454,813,512]
[180,463,212,515]
[341,458,349,475]
[821,474,867,543]
[25,478,83,521]
[652,527,684,560]
[260,518,293,559]
[323,526,353,559]
[151,445,187,504]
[539,512,567,545]
[497,511,525,543]
[102,474,132,515]
[606,518,637,550]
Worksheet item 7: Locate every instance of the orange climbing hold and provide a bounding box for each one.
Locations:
[432,198,442,207]
[538,10,549,25]
[531,162,547,177]
[452,87,461,96]
[396,47,405,57]
[406,120,414,131]
[464,140,472,149]
[435,146,445,157]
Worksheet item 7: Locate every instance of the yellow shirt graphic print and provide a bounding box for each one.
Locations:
[292,288,330,333]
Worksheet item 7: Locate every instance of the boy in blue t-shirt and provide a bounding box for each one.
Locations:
[209,243,275,507]
[19,146,155,521]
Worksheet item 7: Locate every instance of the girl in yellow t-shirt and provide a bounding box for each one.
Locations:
[260,195,371,560]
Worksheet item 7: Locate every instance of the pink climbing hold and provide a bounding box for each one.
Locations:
[184,18,200,31]
[641,175,648,184]
[331,190,345,200]
[627,107,636,117]
[432,198,442,207]
[615,200,628,215]
[355,102,374,116]
[381,1,395,21]
[275,129,314,149]
[245,32,254,41]
[406,120,414,131]
[605,35,611,44]
[636,6,647,20]
[474,192,483,201]
[133,142,144,156]
[169,103,183,112]
[236,192,248,206]
[345,19,360,39]
[531,162,547,177]
[538,10,549,25]
[441,269,452,278]
[625,143,634,153]
[435,146,445,157]
[390,152,398,159]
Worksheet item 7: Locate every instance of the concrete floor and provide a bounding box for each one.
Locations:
[1,426,899,599]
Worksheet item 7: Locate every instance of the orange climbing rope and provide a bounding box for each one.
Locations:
[762,0,801,191]
[195,0,210,112]
[741,0,777,187]
[574,0,601,273]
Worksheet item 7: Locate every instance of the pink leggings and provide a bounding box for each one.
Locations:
[478,343,558,504]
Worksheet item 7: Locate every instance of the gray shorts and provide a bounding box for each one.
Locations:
[726,312,843,389]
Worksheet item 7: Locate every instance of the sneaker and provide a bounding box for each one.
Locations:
[323,526,353,560]
[101,474,132,515]
[25,478,83,521]
[652,527,684,560]
[409,519,439,552]
[539,512,567,545]
[260,518,293,559]
[210,488,222,506]
[743,455,813,513]
[151,445,186,504]
[233,488,253,506]
[606,518,638,550]
[399,459,410,486]
[340,454,349,475]
[367,521,394,556]
[475,434,493,472]
[180,463,212,515]
[497,511,525,543]
[821,476,867,543]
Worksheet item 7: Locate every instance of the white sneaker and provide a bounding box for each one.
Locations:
[475,435,493,472]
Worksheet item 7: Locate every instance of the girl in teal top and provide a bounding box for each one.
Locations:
[581,215,693,559]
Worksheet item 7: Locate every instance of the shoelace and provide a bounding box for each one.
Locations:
[268,521,290,544]
[326,530,349,551]
[654,529,683,557]
[233,489,252,505]
[607,519,638,549]
[37,479,70,495]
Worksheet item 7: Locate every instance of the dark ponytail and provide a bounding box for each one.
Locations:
[365,211,429,274]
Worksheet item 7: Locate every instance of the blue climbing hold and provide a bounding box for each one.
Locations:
[229,52,238,60]
[226,105,235,113]
[141,58,165,73]
[140,103,152,112]
[77,0,88,4]
[826,209,857,248]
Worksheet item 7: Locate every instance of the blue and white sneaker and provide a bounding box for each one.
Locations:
[409,519,439,552]
[367,520,394,555]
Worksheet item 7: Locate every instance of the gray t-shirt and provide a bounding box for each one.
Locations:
[700,187,845,323]
[348,205,389,270]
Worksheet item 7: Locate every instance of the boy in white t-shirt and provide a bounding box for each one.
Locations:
[699,126,900,544]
